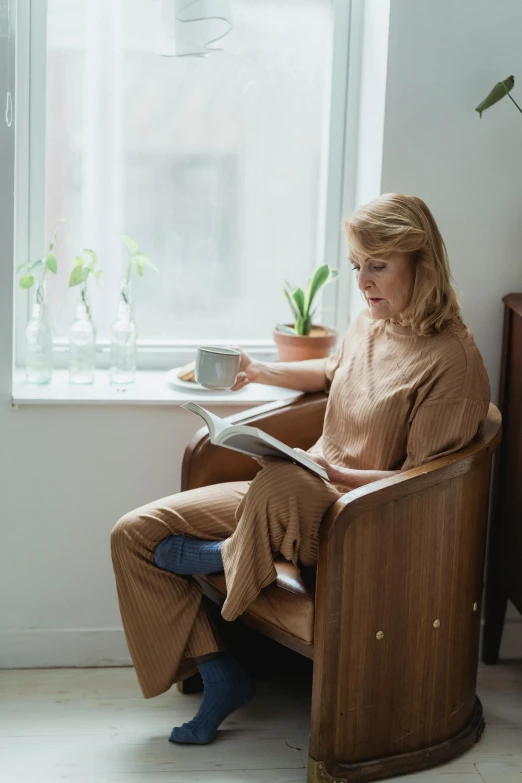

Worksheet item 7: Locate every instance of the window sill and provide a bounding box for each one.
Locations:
[11,369,301,407]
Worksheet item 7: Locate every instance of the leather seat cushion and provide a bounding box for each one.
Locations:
[198,560,316,645]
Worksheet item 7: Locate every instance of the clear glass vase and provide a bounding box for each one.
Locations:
[69,292,96,384]
[25,280,53,385]
[109,282,137,385]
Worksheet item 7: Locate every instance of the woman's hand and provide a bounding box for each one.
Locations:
[294,449,346,484]
[230,348,261,392]
[176,349,260,391]
[256,450,353,488]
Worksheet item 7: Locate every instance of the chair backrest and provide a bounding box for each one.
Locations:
[311,403,501,767]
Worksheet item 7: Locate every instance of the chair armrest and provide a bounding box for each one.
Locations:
[181,392,328,491]
[322,401,502,537]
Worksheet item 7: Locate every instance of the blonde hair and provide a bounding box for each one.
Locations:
[344,193,461,335]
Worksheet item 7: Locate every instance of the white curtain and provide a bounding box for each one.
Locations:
[160,0,233,58]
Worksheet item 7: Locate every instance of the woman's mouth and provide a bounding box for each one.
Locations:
[368,297,383,304]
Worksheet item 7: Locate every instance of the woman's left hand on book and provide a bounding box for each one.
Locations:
[294,449,343,484]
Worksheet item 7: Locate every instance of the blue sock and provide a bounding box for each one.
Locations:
[154,535,223,575]
[169,655,254,745]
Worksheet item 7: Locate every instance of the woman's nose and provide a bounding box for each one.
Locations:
[358,269,371,292]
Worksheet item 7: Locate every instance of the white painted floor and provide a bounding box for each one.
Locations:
[0,662,521,782]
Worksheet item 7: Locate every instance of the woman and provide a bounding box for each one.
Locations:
[111,193,490,745]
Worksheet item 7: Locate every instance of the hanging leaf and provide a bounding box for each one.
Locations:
[475,75,515,118]
[120,234,139,254]
[94,269,103,280]
[69,266,84,287]
[45,254,57,274]
[16,262,29,273]
[19,274,34,289]
[30,259,44,271]
[73,254,85,268]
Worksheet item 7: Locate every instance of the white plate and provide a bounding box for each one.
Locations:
[166,367,245,393]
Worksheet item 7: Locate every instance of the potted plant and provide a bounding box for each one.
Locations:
[109,234,158,385]
[68,249,103,384]
[17,223,61,384]
[274,264,339,361]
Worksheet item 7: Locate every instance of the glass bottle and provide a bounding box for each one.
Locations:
[69,290,96,384]
[25,280,53,385]
[109,281,136,385]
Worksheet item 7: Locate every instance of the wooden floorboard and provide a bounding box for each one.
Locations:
[0,662,521,782]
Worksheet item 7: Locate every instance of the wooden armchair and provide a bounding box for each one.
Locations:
[182,393,501,783]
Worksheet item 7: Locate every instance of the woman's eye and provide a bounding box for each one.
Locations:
[351,267,360,273]
[373,266,386,271]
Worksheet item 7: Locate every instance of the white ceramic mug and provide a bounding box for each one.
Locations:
[195,346,241,390]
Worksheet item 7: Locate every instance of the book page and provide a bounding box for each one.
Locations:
[181,401,229,441]
[220,427,329,480]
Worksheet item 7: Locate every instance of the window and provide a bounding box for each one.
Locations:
[15,0,356,367]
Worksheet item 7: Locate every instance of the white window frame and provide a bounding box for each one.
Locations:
[13,0,362,371]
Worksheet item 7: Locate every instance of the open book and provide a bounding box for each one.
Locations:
[181,401,329,481]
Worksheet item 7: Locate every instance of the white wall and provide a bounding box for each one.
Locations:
[0,403,244,667]
[2,0,522,668]
[381,0,522,391]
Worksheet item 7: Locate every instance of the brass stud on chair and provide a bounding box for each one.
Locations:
[433,619,441,628]
[473,602,478,612]
[376,631,384,640]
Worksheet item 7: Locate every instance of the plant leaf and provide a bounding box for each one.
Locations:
[30,259,44,271]
[475,75,515,118]
[275,323,296,335]
[294,316,313,335]
[69,266,84,287]
[139,254,159,272]
[45,254,57,274]
[304,264,337,315]
[291,287,306,316]
[83,248,98,265]
[49,219,65,251]
[301,316,313,336]
[73,254,85,268]
[81,267,90,282]
[284,286,300,321]
[16,262,28,272]
[94,269,103,280]
[120,234,139,254]
[134,256,145,277]
[19,273,34,289]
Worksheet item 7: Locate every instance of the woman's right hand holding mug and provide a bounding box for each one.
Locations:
[230,348,260,391]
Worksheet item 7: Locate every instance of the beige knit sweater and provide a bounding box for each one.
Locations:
[310,310,490,471]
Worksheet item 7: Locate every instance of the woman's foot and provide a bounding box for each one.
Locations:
[154,535,224,575]
[169,655,254,745]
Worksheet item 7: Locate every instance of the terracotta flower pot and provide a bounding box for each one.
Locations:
[273,324,337,362]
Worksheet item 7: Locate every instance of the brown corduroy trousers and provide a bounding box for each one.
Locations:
[111,462,341,698]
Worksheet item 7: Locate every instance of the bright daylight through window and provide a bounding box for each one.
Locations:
[37,0,335,350]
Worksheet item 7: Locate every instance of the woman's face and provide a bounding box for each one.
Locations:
[352,251,415,321]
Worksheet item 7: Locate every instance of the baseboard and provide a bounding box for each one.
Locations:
[0,628,132,668]
[1,618,520,669]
